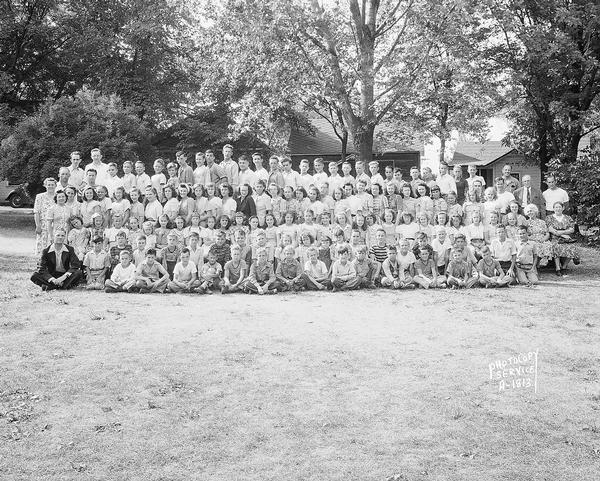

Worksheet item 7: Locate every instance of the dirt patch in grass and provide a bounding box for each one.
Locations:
[1,248,599,480]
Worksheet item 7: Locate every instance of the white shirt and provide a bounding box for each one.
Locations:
[193,166,210,186]
[313,172,329,189]
[542,188,569,211]
[304,259,329,278]
[67,166,85,189]
[466,175,486,188]
[85,162,109,185]
[111,263,136,283]
[436,173,457,196]
[104,175,124,198]
[282,170,300,190]
[254,167,269,185]
[173,261,197,282]
[297,173,315,191]
[496,191,515,213]
[238,169,258,190]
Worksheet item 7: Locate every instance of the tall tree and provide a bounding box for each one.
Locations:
[200,0,484,160]
[489,0,600,169]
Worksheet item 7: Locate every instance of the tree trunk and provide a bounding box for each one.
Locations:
[354,123,375,163]
[439,136,446,164]
[341,130,348,162]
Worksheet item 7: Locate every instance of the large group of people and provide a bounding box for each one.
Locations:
[30,145,581,293]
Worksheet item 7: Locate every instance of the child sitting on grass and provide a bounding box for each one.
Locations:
[446,249,477,289]
[302,247,331,291]
[274,245,306,292]
[199,251,223,294]
[105,250,137,293]
[244,247,277,295]
[83,237,110,290]
[414,247,446,289]
[167,248,200,293]
[221,244,248,294]
[330,244,358,291]
[135,248,169,293]
[477,246,512,288]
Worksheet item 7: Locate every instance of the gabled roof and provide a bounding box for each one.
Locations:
[449,141,515,166]
[287,117,420,157]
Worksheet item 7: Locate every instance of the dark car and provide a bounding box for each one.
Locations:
[0,180,34,208]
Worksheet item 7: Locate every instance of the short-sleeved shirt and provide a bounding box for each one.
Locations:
[542,188,569,212]
[224,259,247,284]
[478,258,502,278]
[370,245,388,263]
[515,240,537,265]
[397,251,416,272]
[304,259,328,278]
[447,259,468,278]
[111,263,136,283]
[84,250,110,270]
[490,238,517,262]
[173,261,197,282]
[137,260,168,281]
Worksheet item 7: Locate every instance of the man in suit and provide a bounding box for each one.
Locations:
[31,229,82,290]
[514,175,545,219]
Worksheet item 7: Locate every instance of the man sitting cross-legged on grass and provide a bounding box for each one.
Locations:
[135,248,169,293]
[105,249,137,293]
[31,228,83,291]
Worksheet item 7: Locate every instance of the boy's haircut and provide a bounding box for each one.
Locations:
[300,158,309,164]
[454,233,466,242]
[307,246,319,256]
[238,154,250,163]
[92,237,103,244]
[135,160,144,166]
[205,149,214,155]
[355,160,364,166]
[137,234,147,241]
[256,247,267,257]
[181,247,190,255]
[281,156,292,164]
[328,161,337,167]
[146,248,157,256]
[321,233,332,243]
[334,228,345,237]
[410,166,419,171]
[119,249,131,257]
[108,162,117,169]
[256,230,266,237]
[518,225,528,233]
[154,158,165,166]
[495,224,506,231]
[416,232,428,240]
[252,152,263,158]
[337,244,350,255]
[230,244,241,252]
[394,167,402,173]
[116,230,127,238]
[376,228,386,235]
[480,246,491,255]
[87,168,97,175]
[189,231,200,239]
[387,245,398,252]
[167,232,177,239]
[283,245,295,254]
[342,161,351,167]
[123,160,133,167]
[357,179,367,186]
[69,214,83,225]
[356,245,368,254]
[494,176,504,184]
[314,157,324,164]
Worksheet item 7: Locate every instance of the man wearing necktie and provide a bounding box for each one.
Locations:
[514,175,545,219]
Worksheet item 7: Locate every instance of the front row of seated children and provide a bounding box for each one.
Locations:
[99,224,540,293]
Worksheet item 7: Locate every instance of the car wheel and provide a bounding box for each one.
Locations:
[9,194,24,208]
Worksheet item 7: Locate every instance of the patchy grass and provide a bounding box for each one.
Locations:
[1,248,600,480]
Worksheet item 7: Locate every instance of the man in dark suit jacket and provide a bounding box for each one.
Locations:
[31,229,82,290]
[513,174,545,219]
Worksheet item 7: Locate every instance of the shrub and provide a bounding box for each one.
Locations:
[548,149,600,230]
[0,89,155,191]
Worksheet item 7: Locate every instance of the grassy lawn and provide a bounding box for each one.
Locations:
[1,246,600,480]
